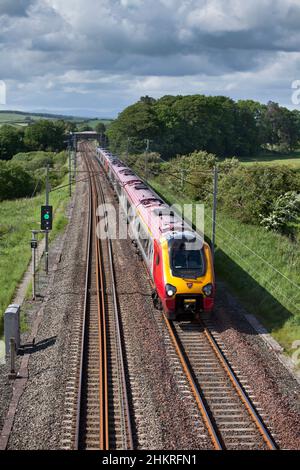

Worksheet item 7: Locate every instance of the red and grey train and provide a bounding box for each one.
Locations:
[96,148,215,319]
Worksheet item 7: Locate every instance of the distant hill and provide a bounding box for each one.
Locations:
[0,110,112,128]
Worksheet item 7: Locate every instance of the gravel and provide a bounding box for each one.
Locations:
[212,282,300,450]
[2,149,299,450]
[4,156,89,450]
[102,173,212,450]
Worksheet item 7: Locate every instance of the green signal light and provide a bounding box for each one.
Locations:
[41,205,52,230]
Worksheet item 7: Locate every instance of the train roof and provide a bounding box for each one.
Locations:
[97,148,202,242]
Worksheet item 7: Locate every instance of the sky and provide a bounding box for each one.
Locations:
[0,0,300,118]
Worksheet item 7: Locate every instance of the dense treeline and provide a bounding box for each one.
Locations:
[107,95,300,158]
[0,120,69,161]
[0,119,108,161]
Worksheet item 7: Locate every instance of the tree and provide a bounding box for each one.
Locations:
[0,125,25,160]
[278,108,300,151]
[64,121,78,133]
[95,122,106,134]
[235,101,262,155]
[24,120,65,151]
[106,95,300,159]
[259,102,300,152]
[107,97,160,154]
[0,161,36,201]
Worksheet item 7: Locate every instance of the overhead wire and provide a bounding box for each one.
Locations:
[106,146,300,298]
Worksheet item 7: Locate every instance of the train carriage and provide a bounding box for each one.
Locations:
[96,148,215,319]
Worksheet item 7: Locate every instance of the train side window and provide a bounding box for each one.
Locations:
[135,221,140,235]
[156,253,160,265]
[148,243,153,260]
[116,182,121,195]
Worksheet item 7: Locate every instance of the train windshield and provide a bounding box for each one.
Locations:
[169,238,205,279]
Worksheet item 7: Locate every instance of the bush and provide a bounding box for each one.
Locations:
[0,161,36,201]
[12,151,55,171]
[12,150,67,172]
[24,120,65,152]
[163,151,217,201]
[160,151,240,202]
[260,191,300,236]
[1,151,68,200]
[0,125,25,160]
[218,164,300,225]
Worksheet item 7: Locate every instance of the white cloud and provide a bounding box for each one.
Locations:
[0,0,299,116]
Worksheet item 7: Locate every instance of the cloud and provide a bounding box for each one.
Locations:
[0,0,299,116]
[0,0,33,17]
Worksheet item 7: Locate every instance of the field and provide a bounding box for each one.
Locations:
[0,175,70,334]
[238,150,300,168]
[0,111,112,128]
[150,178,300,355]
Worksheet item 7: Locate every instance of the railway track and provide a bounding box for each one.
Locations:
[61,142,133,450]
[163,314,277,450]
[61,140,277,451]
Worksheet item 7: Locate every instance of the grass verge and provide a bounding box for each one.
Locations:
[0,175,70,334]
[150,179,300,354]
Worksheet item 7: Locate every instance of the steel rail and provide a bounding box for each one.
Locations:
[94,181,109,450]
[163,314,223,450]
[74,148,92,449]
[96,173,134,450]
[94,142,277,451]
[76,144,109,449]
[164,311,277,450]
[80,141,133,449]
[202,325,277,450]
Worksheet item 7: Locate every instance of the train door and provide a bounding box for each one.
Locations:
[153,240,164,299]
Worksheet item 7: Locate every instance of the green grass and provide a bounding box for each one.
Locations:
[0,112,56,127]
[0,111,113,128]
[150,179,300,354]
[84,119,112,129]
[237,150,300,168]
[0,175,70,333]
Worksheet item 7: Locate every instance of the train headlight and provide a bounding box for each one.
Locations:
[166,284,177,297]
[203,283,213,296]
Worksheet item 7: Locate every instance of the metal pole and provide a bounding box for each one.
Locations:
[74,148,76,179]
[212,165,218,259]
[9,338,16,379]
[68,143,72,197]
[31,232,37,299]
[45,165,49,275]
[36,232,40,292]
[71,135,75,179]
[145,139,150,179]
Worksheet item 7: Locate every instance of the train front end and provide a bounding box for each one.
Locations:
[158,231,215,319]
